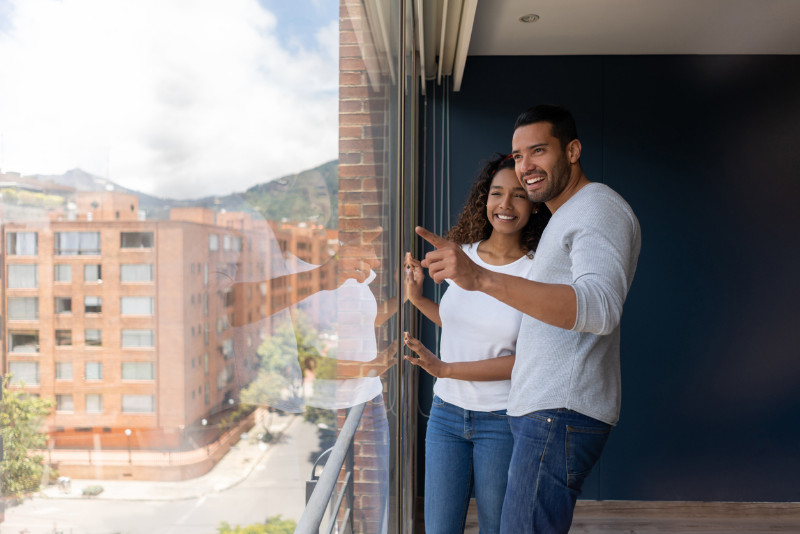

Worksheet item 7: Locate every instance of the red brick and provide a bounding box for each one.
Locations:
[339,100,363,113]
[338,177,363,192]
[340,57,366,71]
[340,72,364,86]
[338,125,363,139]
[338,152,362,165]
[342,203,362,217]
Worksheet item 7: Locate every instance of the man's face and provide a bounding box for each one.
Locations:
[511,122,572,205]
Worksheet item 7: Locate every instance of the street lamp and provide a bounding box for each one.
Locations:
[124,429,132,465]
[201,419,209,455]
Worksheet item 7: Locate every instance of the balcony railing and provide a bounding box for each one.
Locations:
[296,401,365,534]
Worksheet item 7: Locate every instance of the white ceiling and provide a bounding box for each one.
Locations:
[467,0,800,56]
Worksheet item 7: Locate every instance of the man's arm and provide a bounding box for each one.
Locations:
[417,227,577,330]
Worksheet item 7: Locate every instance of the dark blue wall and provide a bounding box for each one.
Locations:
[415,55,800,501]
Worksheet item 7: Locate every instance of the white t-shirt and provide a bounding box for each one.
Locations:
[434,242,534,411]
[289,256,383,410]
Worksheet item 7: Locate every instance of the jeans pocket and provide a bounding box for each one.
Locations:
[566,424,611,490]
[488,408,508,418]
[431,395,446,407]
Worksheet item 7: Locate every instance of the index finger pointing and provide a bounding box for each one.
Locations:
[415,226,446,249]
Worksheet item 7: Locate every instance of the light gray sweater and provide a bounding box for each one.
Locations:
[508,183,641,425]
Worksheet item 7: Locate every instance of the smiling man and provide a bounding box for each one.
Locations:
[416,104,641,533]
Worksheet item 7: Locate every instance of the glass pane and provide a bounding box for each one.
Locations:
[0,1,408,532]
[7,263,38,288]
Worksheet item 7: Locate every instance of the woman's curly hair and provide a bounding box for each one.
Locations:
[445,153,551,255]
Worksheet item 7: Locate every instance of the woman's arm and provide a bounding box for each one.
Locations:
[405,253,442,326]
[403,333,513,381]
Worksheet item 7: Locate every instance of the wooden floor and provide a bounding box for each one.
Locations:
[457,500,800,533]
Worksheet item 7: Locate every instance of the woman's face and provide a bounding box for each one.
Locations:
[485,167,534,236]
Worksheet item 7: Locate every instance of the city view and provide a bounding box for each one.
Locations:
[0,0,404,532]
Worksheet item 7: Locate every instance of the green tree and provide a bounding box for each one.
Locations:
[0,375,54,498]
[240,311,335,421]
[217,515,296,534]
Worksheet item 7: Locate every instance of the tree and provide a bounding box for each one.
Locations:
[0,375,54,498]
[240,311,335,412]
[217,515,296,534]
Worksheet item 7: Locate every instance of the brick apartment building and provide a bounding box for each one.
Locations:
[1,187,332,452]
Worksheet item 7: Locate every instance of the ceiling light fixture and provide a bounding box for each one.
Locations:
[519,13,540,23]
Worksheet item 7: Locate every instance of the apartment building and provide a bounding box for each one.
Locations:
[2,191,331,452]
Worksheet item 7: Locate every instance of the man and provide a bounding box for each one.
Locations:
[417,104,641,532]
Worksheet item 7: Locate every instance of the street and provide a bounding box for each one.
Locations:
[1,415,334,534]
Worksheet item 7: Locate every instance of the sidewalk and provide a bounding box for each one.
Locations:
[38,411,301,502]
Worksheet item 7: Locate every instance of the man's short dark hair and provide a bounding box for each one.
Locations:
[514,104,579,150]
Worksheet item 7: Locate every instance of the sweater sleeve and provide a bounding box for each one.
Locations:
[569,190,640,335]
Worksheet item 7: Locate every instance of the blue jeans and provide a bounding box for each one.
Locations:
[425,395,514,534]
[500,409,611,534]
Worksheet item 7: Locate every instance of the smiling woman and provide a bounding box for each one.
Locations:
[0,0,410,532]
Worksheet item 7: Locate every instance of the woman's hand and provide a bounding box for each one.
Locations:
[404,252,425,304]
[404,332,448,378]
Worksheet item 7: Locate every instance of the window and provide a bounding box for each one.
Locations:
[121,329,155,348]
[56,394,74,412]
[121,296,154,315]
[86,394,103,414]
[84,264,102,282]
[6,232,37,255]
[85,362,103,380]
[9,361,39,385]
[121,263,153,282]
[121,394,155,413]
[55,297,72,314]
[55,362,73,380]
[9,331,39,353]
[7,264,38,288]
[122,362,155,380]
[120,231,154,248]
[209,234,219,251]
[84,296,102,314]
[56,329,72,346]
[8,297,39,320]
[85,329,102,347]
[54,232,100,255]
[54,264,72,282]
[233,236,243,252]
[223,234,231,250]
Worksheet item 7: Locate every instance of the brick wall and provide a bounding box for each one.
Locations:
[338,0,396,531]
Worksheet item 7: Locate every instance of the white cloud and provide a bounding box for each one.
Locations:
[0,0,338,198]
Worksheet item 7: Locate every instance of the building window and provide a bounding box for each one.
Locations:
[54,264,72,283]
[84,264,102,283]
[6,232,37,255]
[8,297,39,320]
[122,362,155,380]
[55,297,72,314]
[223,234,231,250]
[233,236,243,252]
[55,362,73,381]
[56,394,74,413]
[120,296,154,315]
[7,264,38,288]
[121,231,154,248]
[9,331,39,353]
[209,234,219,251]
[54,231,100,255]
[121,394,155,413]
[84,296,102,314]
[86,394,103,414]
[85,329,102,347]
[9,361,40,385]
[56,329,72,346]
[120,263,153,282]
[204,352,209,375]
[121,329,155,348]
[85,361,103,380]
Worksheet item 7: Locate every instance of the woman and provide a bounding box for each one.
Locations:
[404,153,549,534]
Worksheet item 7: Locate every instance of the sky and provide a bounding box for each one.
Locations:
[0,0,339,199]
